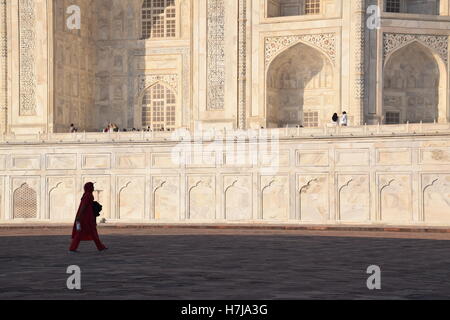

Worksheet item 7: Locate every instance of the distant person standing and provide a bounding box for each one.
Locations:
[69,182,108,253]
[332,113,339,126]
[70,124,77,133]
[340,111,348,126]
[104,123,112,133]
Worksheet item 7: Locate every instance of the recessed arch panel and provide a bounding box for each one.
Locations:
[383,41,446,124]
[266,41,336,128]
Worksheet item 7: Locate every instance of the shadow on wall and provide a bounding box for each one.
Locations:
[266,42,335,128]
[267,0,322,17]
[93,0,147,132]
[53,0,96,133]
[383,41,440,124]
[54,0,178,133]
[385,0,441,15]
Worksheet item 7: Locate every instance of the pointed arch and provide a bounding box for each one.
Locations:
[13,183,37,219]
[383,40,448,124]
[140,79,178,96]
[384,38,447,70]
[135,81,177,131]
[266,41,336,128]
[266,38,335,73]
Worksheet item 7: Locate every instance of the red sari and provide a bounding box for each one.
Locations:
[69,183,106,251]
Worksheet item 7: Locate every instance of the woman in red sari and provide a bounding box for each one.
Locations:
[69,182,107,252]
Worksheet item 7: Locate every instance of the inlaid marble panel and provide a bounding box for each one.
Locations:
[224,175,252,221]
[423,174,450,224]
[48,177,76,221]
[153,176,180,221]
[378,174,412,223]
[118,176,146,220]
[298,174,329,223]
[188,176,216,220]
[338,174,370,223]
[261,175,289,221]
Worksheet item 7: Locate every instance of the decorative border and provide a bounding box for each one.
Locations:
[265,33,336,68]
[352,0,365,103]
[0,0,7,122]
[238,0,247,129]
[138,74,178,94]
[207,0,225,110]
[383,33,449,65]
[19,0,37,116]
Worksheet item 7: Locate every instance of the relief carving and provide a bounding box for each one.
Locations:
[265,33,336,68]
[384,33,448,65]
[19,0,37,116]
[207,0,225,110]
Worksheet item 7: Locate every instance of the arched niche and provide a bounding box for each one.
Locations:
[13,183,37,220]
[383,41,448,124]
[266,42,335,128]
[134,81,178,130]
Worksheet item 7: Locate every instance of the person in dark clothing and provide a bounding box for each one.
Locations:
[332,113,339,125]
[70,124,77,133]
[69,182,107,253]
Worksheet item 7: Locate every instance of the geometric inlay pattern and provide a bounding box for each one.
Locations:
[383,33,449,65]
[19,0,37,116]
[265,33,337,67]
[207,0,225,110]
[13,183,37,219]
[138,74,178,94]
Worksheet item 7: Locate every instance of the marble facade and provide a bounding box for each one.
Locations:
[0,125,448,225]
[1,1,450,133]
[0,1,449,225]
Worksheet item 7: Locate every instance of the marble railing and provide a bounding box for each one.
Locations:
[0,123,449,145]
[0,123,449,227]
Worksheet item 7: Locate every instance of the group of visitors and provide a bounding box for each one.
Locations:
[70,113,349,134]
[142,126,166,132]
[103,123,120,133]
[69,123,174,133]
[332,111,348,126]
[103,125,171,133]
[105,126,172,133]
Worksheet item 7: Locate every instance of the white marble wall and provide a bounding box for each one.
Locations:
[0,127,449,226]
[53,0,96,133]
[93,0,192,131]
[3,0,450,134]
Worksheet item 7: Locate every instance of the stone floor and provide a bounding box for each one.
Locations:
[1,227,450,300]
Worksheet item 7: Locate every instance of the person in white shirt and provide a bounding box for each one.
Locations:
[340,111,348,126]
[70,124,77,133]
